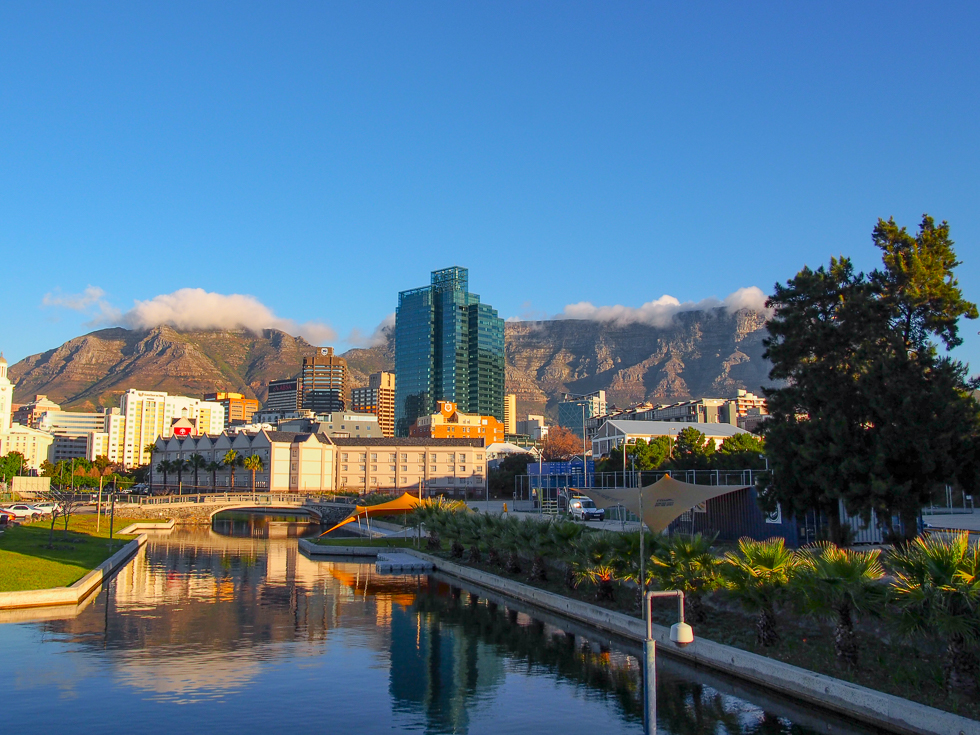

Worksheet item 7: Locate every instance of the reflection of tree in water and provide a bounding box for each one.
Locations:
[411,586,821,735]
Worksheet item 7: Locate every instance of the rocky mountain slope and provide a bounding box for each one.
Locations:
[9,327,315,410]
[9,308,773,417]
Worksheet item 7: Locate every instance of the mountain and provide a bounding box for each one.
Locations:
[8,326,315,411]
[8,308,773,417]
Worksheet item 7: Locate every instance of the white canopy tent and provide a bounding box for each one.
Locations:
[583,475,747,533]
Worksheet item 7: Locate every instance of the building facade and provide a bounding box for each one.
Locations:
[278,412,384,438]
[410,401,505,445]
[204,392,260,425]
[395,266,505,435]
[151,432,486,495]
[591,419,749,458]
[265,378,300,412]
[557,390,607,440]
[503,393,517,435]
[36,410,107,462]
[351,371,396,437]
[0,354,55,471]
[300,347,348,413]
[13,395,62,428]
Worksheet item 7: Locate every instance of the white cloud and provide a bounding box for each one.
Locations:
[546,286,771,327]
[116,288,337,344]
[42,286,107,311]
[345,313,395,348]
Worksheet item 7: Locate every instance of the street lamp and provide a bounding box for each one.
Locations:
[643,590,694,735]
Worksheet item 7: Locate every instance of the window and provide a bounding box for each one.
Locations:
[342,465,348,472]
[359,465,366,471]
[371,465,377,471]
[430,465,437,472]
[401,453,407,461]
[401,465,408,472]
[476,454,483,460]
[371,453,377,460]
[460,466,466,472]
[389,465,396,472]
[460,454,467,462]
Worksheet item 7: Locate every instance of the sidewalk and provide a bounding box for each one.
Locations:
[923,512,980,533]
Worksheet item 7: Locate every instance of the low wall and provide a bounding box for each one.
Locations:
[0,534,147,611]
[404,549,978,735]
[298,539,381,557]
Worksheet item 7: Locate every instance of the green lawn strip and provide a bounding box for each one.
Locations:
[0,515,157,592]
[427,547,978,721]
[314,537,416,548]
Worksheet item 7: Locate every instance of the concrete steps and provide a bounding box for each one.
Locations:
[375,552,434,574]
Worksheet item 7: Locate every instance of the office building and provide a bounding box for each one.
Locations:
[557,390,607,440]
[351,371,396,437]
[410,400,505,445]
[88,389,225,468]
[265,378,300,412]
[204,392,260,425]
[300,347,348,413]
[395,266,504,435]
[13,395,61,428]
[36,410,108,462]
[503,393,517,435]
[278,411,384,438]
[516,414,548,441]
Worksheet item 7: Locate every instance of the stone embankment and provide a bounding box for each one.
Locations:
[110,501,352,526]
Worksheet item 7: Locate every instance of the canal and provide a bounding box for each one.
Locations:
[0,515,885,734]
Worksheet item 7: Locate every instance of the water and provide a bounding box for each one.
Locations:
[0,519,885,735]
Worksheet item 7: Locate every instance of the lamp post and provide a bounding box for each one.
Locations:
[644,590,694,735]
[581,404,588,490]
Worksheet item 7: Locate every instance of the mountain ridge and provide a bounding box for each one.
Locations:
[8,309,774,418]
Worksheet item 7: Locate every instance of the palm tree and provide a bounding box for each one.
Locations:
[206,460,221,490]
[651,533,721,624]
[187,453,207,493]
[573,532,619,601]
[888,531,980,694]
[793,541,885,670]
[722,537,798,647]
[172,457,187,494]
[144,443,157,488]
[548,520,587,588]
[242,454,264,497]
[156,459,173,491]
[222,450,240,491]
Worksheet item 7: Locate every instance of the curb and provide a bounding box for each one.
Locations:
[0,534,147,611]
[402,548,978,735]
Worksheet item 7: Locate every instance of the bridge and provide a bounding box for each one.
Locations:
[114,493,357,526]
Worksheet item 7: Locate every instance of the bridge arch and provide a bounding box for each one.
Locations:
[207,504,323,521]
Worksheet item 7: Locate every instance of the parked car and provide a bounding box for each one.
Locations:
[32,501,62,515]
[1,504,44,522]
[568,496,605,522]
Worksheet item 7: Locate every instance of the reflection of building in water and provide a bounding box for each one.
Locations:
[388,594,505,732]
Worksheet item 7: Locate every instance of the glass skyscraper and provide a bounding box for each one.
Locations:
[395,267,505,436]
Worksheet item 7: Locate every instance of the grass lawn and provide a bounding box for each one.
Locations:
[426,545,980,722]
[315,537,417,548]
[0,514,156,592]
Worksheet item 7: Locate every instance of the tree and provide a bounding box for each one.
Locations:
[714,433,767,470]
[488,452,535,494]
[187,453,207,492]
[541,426,584,461]
[722,537,798,647]
[792,542,885,671]
[670,427,714,470]
[889,531,980,694]
[206,460,221,490]
[598,437,671,473]
[223,450,241,491]
[242,454,264,495]
[172,457,187,493]
[0,452,26,483]
[156,459,172,490]
[762,218,980,542]
[650,533,721,624]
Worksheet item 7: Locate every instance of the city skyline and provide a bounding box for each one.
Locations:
[2,3,978,374]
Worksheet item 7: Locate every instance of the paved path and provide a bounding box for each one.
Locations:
[923,512,980,532]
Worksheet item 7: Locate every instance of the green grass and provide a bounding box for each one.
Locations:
[0,514,154,592]
[314,536,417,548]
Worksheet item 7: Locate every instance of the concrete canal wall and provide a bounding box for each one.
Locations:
[402,548,978,735]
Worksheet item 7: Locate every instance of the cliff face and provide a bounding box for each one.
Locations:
[8,309,772,416]
[9,327,314,410]
[504,308,772,419]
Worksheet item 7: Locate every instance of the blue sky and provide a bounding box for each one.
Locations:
[1,2,978,374]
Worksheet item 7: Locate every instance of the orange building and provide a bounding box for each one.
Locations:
[204,392,260,425]
[409,401,504,445]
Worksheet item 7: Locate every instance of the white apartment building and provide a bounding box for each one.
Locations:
[89,389,225,468]
[0,353,55,471]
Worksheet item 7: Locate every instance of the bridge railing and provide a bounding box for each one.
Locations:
[121,492,358,506]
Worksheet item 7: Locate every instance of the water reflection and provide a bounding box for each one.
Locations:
[0,528,885,735]
[211,510,321,538]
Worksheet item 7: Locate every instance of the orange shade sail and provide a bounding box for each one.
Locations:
[321,492,423,535]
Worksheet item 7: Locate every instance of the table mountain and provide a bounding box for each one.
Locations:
[9,307,773,417]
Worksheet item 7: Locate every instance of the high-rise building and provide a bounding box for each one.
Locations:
[0,354,12,432]
[558,390,607,440]
[503,393,517,435]
[299,347,348,413]
[395,267,504,436]
[204,392,260,425]
[265,378,299,412]
[351,371,396,437]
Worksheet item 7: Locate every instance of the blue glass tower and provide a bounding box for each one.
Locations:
[395,267,505,436]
